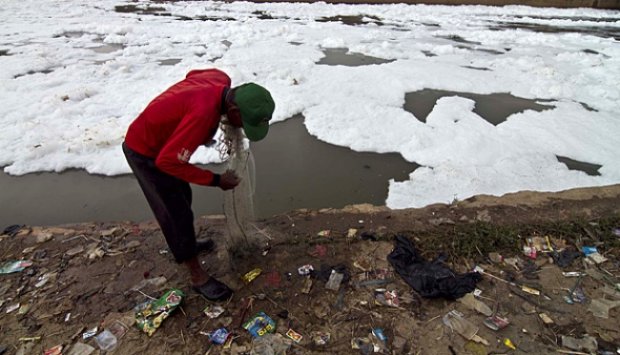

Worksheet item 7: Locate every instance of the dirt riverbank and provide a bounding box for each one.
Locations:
[1,184,619,354]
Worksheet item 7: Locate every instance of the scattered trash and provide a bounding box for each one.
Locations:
[588,298,620,319]
[565,276,587,304]
[17,304,30,315]
[309,244,328,258]
[313,264,351,286]
[442,310,489,345]
[204,305,225,318]
[388,235,481,299]
[317,230,331,237]
[504,257,520,270]
[374,289,400,307]
[2,224,25,237]
[18,336,41,342]
[523,246,537,259]
[64,313,71,322]
[208,328,230,345]
[587,253,608,264]
[135,289,184,336]
[347,228,357,238]
[251,333,291,355]
[87,246,105,260]
[370,328,389,353]
[82,327,98,340]
[94,329,117,351]
[520,285,540,296]
[458,292,493,316]
[483,315,510,331]
[297,264,314,276]
[21,246,36,254]
[108,319,130,340]
[0,260,33,274]
[562,271,585,277]
[325,270,344,291]
[301,276,313,294]
[564,286,587,304]
[5,303,20,314]
[242,268,262,284]
[351,337,373,354]
[43,345,63,355]
[35,231,53,244]
[65,245,84,257]
[503,338,516,350]
[613,228,620,237]
[538,313,554,325]
[488,252,503,264]
[243,311,276,337]
[311,331,330,346]
[582,246,598,255]
[561,335,598,353]
[35,272,56,288]
[552,248,581,268]
[583,246,608,264]
[285,328,303,343]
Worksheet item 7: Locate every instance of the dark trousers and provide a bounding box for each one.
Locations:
[123,142,197,263]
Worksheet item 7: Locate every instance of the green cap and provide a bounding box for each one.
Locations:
[234,83,275,141]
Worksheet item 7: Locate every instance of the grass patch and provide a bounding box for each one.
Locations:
[398,215,620,261]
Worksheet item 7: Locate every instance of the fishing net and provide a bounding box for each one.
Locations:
[217,123,264,255]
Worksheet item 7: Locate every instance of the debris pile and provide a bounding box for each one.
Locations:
[1,216,619,354]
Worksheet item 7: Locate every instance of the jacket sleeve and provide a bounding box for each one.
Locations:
[155,110,219,186]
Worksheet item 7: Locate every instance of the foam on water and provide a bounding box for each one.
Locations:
[1,0,619,210]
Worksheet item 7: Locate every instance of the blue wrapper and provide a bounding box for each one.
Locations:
[242,311,276,337]
[209,328,230,344]
[582,246,598,255]
[372,328,387,342]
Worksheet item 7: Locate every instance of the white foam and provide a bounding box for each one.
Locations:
[1,0,619,209]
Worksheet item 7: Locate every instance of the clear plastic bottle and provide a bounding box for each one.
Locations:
[325,271,344,291]
[94,329,118,351]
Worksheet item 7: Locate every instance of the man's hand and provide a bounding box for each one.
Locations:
[219,170,240,190]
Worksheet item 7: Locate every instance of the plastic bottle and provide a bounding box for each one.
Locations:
[94,330,118,351]
[325,271,344,291]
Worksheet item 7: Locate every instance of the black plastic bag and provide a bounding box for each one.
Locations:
[311,263,351,284]
[551,248,581,268]
[387,235,481,300]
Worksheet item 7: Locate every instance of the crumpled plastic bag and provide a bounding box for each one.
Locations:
[387,235,481,299]
[134,289,184,336]
[551,248,581,268]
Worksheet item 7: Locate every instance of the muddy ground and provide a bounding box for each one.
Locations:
[1,184,620,355]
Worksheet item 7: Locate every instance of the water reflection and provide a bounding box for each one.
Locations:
[556,156,602,176]
[404,89,555,125]
[158,58,182,66]
[317,48,394,66]
[250,115,418,217]
[0,117,417,226]
[316,14,384,26]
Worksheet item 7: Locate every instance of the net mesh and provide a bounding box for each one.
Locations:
[219,123,261,254]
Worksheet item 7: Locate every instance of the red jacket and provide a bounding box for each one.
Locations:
[125,69,231,185]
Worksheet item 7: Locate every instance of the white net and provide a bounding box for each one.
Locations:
[218,123,260,254]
